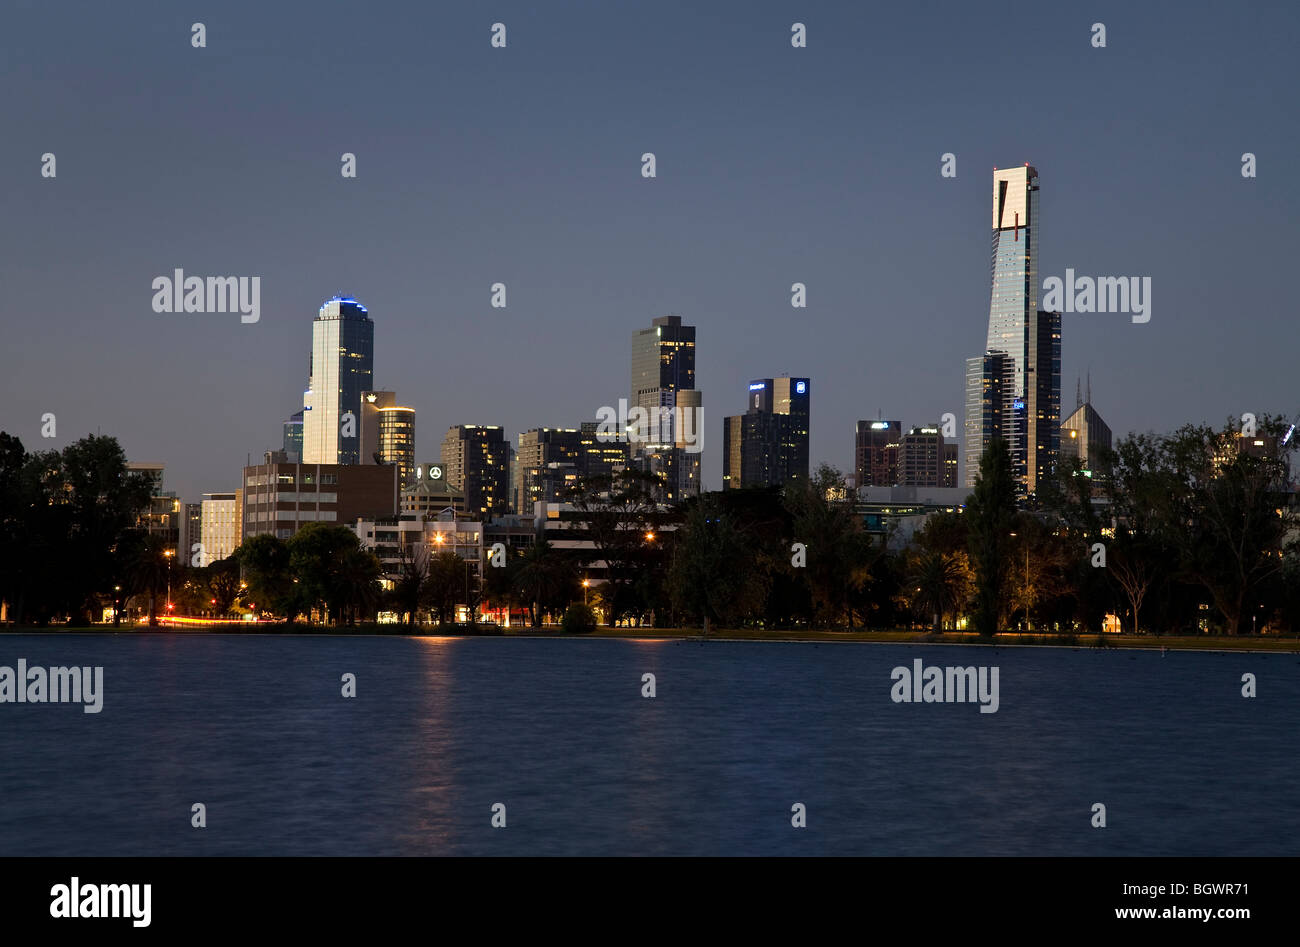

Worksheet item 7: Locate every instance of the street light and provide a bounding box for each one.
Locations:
[644,531,655,542]
[164,549,175,618]
[583,578,590,605]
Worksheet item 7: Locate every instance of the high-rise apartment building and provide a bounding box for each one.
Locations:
[964,167,1061,495]
[721,377,810,489]
[302,296,374,465]
[441,425,511,519]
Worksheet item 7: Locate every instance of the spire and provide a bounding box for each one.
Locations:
[1076,377,1083,410]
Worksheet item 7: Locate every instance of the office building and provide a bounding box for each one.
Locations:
[1060,399,1113,475]
[402,463,467,519]
[898,426,959,488]
[964,166,1061,495]
[282,410,303,460]
[514,428,583,512]
[855,420,902,487]
[302,296,374,465]
[240,456,399,541]
[629,315,702,501]
[360,390,416,486]
[200,492,239,563]
[441,425,511,518]
[721,377,810,489]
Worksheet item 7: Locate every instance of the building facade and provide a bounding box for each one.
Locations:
[964,166,1061,496]
[722,377,810,489]
[240,458,399,541]
[441,425,511,519]
[855,420,903,488]
[629,315,702,501]
[302,296,374,466]
[199,492,239,563]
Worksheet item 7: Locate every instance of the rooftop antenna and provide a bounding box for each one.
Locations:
[1075,378,1082,411]
[1086,370,1092,406]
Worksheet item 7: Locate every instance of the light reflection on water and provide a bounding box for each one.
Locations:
[0,635,1295,855]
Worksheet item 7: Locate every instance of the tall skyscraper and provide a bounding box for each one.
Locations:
[965,167,1061,495]
[441,425,510,518]
[360,391,416,486]
[629,315,701,501]
[855,420,902,487]
[722,377,810,489]
[302,296,374,466]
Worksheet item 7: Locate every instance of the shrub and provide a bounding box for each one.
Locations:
[562,603,598,634]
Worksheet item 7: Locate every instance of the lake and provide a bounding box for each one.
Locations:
[1,634,1296,855]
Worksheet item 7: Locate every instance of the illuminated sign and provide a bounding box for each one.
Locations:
[871,422,890,430]
[749,382,766,391]
[795,381,807,394]
[1013,399,1026,410]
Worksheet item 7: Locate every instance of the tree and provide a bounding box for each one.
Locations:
[513,540,577,628]
[205,557,243,617]
[966,439,1017,637]
[422,550,466,627]
[566,470,662,626]
[123,532,169,627]
[287,523,374,625]
[236,534,295,620]
[668,496,769,634]
[783,464,873,628]
[387,542,429,626]
[906,549,971,632]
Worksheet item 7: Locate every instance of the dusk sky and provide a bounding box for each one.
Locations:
[3,0,1297,500]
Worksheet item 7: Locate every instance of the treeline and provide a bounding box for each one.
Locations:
[3,415,1297,636]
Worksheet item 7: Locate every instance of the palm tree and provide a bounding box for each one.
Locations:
[513,541,575,628]
[908,550,968,633]
[123,532,168,627]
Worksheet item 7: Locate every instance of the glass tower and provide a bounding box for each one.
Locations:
[965,167,1060,496]
[302,296,374,465]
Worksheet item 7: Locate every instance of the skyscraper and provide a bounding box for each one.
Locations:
[722,377,810,489]
[441,425,510,518]
[898,426,958,488]
[629,315,701,501]
[965,167,1061,496]
[360,391,416,486]
[514,428,583,512]
[855,420,902,487]
[302,296,374,466]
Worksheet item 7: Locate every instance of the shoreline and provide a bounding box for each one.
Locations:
[3,625,1298,653]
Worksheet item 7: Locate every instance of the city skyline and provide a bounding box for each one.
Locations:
[3,2,1296,503]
